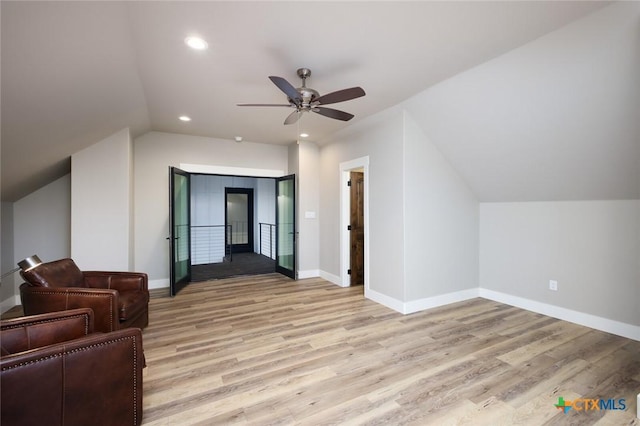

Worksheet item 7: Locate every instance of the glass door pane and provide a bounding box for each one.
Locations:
[227,193,248,244]
[169,167,191,296]
[276,174,295,279]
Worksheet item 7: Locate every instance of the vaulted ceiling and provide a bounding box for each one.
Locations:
[403,1,640,201]
[1,1,614,202]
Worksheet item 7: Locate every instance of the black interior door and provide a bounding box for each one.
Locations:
[169,166,191,296]
[225,187,254,254]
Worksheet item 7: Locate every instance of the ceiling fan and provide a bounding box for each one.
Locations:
[237,68,365,125]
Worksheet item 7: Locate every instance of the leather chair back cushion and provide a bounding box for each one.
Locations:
[1,315,92,355]
[21,258,85,288]
[1,328,144,425]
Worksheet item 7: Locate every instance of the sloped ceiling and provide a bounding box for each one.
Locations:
[1,1,611,202]
[404,1,640,201]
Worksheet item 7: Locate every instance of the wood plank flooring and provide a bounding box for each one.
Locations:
[139,275,640,425]
[3,274,638,424]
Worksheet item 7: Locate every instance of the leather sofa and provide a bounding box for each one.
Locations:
[1,308,145,425]
[20,258,149,333]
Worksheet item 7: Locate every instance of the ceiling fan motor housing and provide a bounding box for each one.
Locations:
[294,68,318,108]
[294,88,319,109]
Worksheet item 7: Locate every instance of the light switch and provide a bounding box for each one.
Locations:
[305,211,316,219]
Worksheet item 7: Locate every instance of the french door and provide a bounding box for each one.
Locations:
[169,166,191,296]
[168,169,296,294]
[275,174,296,279]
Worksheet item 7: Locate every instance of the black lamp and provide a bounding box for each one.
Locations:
[0,255,43,282]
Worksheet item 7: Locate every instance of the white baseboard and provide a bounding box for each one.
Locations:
[361,286,639,341]
[404,288,480,315]
[149,278,169,290]
[365,287,479,315]
[1,295,21,314]
[365,288,405,313]
[479,288,640,341]
[297,269,320,279]
[319,270,342,286]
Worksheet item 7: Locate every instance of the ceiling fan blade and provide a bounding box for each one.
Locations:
[269,76,302,104]
[314,87,365,105]
[312,107,354,122]
[284,110,302,125]
[237,103,292,107]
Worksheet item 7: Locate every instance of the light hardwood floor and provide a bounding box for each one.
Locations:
[139,274,640,425]
[3,274,639,425]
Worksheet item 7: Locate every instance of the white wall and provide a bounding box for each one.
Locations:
[14,174,71,266]
[256,178,276,258]
[1,202,15,308]
[1,175,71,310]
[134,131,288,287]
[480,200,640,330]
[319,105,480,312]
[382,1,639,334]
[296,141,320,278]
[320,106,405,301]
[286,143,300,277]
[402,111,479,304]
[71,128,132,270]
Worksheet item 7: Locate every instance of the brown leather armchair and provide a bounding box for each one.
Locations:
[20,258,149,333]
[1,308,145,425]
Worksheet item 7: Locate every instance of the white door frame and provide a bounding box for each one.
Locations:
[340,156,370,290]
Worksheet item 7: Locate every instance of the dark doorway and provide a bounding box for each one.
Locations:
[225,188,254,254]
[169,171,296,293]
[350,171,364,285]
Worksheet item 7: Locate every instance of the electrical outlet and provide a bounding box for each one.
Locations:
[549,280,558,291]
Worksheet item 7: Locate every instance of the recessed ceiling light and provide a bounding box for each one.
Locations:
[179,115,191,122]
[185,36,208,50]
[300,133,309,138]
[235,136,243,143]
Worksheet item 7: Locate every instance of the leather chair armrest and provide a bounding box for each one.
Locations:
[1,328,145,425]
[20,284,119,333]
[1,308,94,354]
[83,271,148,292]
[0,308,94,332]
